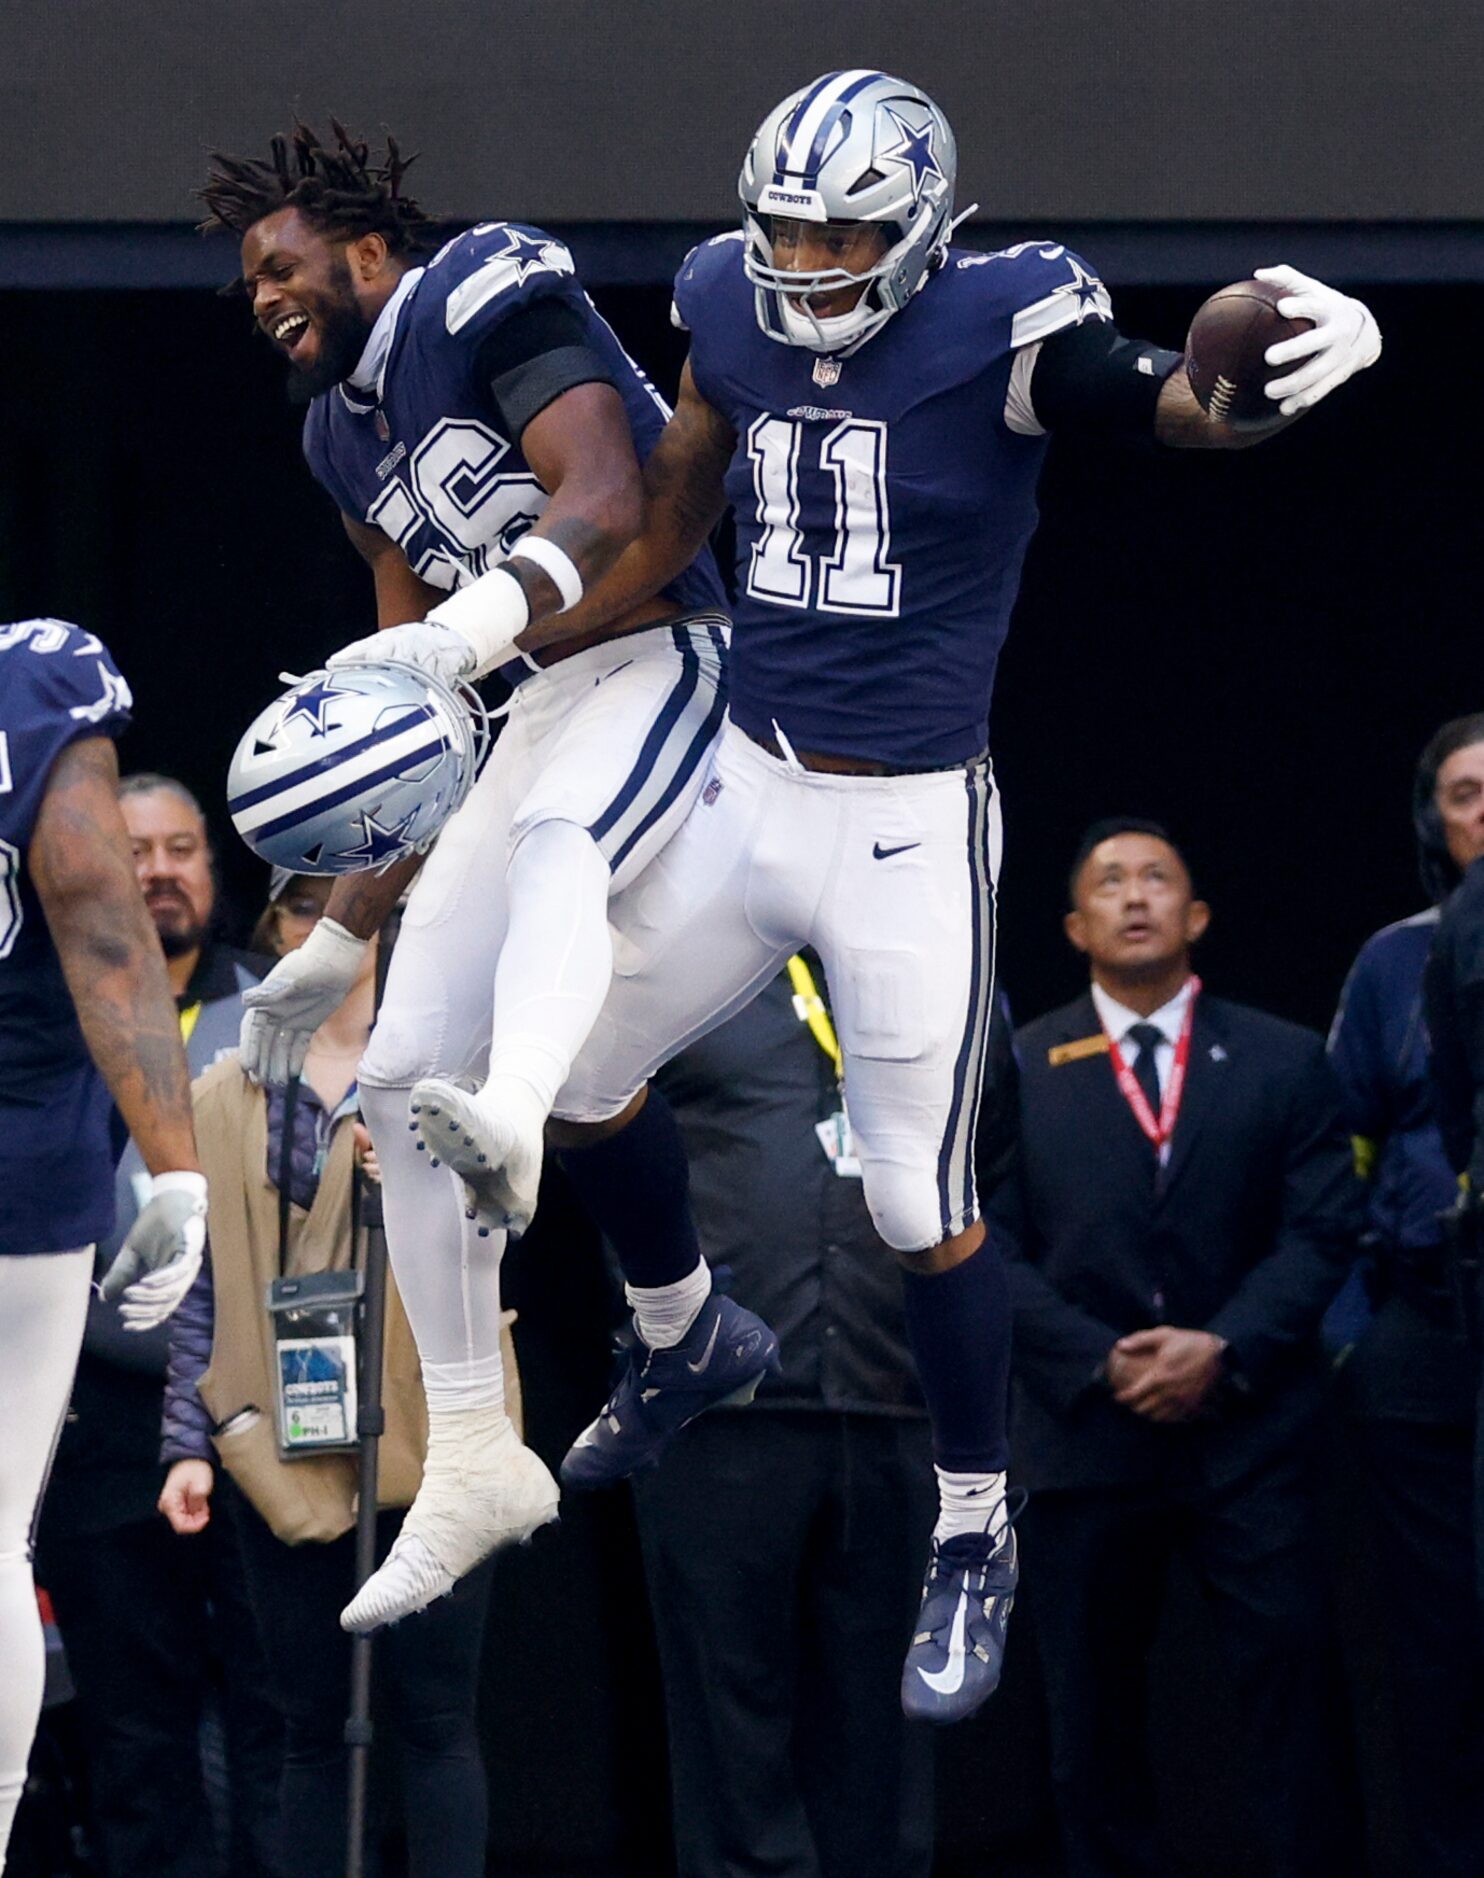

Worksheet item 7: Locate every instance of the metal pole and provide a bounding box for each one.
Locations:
[344,909,399,1878]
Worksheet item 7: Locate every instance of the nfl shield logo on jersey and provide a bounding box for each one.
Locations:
[812,356,842,388]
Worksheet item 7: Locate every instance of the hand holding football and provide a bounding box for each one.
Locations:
[1184,279,1314,426]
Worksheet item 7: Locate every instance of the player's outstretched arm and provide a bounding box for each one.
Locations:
[525,359,736,649]
[29,735,206,1325]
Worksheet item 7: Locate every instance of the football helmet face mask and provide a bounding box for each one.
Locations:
[739,70,958,355]
[227,661,490,876]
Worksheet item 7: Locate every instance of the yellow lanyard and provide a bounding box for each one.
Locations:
[178,1002,202,1045]
[787,955,843,1084]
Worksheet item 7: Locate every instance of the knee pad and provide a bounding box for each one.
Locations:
[859,1160,945,1256]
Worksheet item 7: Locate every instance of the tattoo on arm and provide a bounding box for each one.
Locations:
[525,361,734,645]
[326,852,423,940]
[1154,362,1295,450]
[29,738,200,1174]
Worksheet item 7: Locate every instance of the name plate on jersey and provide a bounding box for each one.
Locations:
[265,1270,363,1457]
[815,1107,863,1179]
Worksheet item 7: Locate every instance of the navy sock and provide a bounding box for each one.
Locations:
[555,1088,703,1290]
[900,1237,1012,1473]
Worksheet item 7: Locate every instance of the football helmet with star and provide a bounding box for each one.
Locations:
[227,661,489,877]
[738,70,958,354]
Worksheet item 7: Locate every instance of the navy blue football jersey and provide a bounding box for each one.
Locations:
[305,221,725,617]
[0,619,133,1255]
[674,234,1113,767]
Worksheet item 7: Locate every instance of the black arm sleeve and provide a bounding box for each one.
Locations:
[1028,320,1182,438]
[474,298,617,441]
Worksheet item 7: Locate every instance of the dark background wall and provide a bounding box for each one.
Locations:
[2,1,1481,224]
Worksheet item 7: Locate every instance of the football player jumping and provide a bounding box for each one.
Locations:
[198,127,746,1631]
[0,620,209,1861]
[368,73,1381,1717]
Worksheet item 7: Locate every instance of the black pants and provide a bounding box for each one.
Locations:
[631,1410,935,1878]
[222,1481,493,1878]
[1021,1451,1328,1878]
[39,1510,285,1878]
[1349,1413,1484,1877]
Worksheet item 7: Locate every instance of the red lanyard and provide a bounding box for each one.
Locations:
[1102,977,1201,1154]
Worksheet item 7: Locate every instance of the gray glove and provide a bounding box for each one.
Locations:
[239,916,368,1085]
[98,1172,208,1332]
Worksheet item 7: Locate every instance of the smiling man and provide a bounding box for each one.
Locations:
[988,817,1361,1875]
[198,123,738,1630]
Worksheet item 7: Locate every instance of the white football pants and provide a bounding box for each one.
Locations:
[0,1247,92,1868]
[357,617,728,1399]
[555,719,1002,1254]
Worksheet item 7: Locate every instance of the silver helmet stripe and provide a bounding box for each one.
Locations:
[776,68,881,183]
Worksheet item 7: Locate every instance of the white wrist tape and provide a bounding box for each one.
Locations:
[507,536,584,612]
[144,1170,208,1207]
[426,565,532,677]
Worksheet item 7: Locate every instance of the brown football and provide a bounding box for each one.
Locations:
[1184,279,1314,426]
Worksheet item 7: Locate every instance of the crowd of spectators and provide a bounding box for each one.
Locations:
[14,717,1484,1877]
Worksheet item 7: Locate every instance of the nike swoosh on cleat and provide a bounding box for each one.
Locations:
[872,840,921,860]
[917,1587,969,1696]
[686,1314,723,1374]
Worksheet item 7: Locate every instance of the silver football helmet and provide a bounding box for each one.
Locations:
[739,70,958,354]
[227,661,490,875]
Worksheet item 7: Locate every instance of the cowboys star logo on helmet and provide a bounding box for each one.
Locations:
[227,661,490,875]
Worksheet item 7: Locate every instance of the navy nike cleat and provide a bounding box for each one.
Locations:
[900,1521,1019,1725]
[561,1292,781,1490]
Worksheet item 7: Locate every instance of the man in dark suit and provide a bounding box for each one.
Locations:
[989,818,1360,1878]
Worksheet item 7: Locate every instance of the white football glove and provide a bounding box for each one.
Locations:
[98,1172,208,1331]
[239,917,368,1086]
[1255,265,1382,416]
[326,618,479,688]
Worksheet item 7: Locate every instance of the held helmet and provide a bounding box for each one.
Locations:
[739,70,958,354]
[227,661,490,876]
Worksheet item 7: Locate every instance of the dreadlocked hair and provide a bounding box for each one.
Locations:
[198,119,445,258]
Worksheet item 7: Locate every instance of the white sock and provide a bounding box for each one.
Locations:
[420,1349,507,1417]
[359,1083,508,1411]
[933,1467,1009,1545]
[626,1261,713,1351]
[487,821,615,1113]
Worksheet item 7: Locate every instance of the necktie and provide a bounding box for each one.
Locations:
[1126,1022,1164,1117]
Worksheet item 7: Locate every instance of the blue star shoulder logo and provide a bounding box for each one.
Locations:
[1061,255,1109,322]
[281,678,351,738]
[879,108,944,209]
[332,806,421,870]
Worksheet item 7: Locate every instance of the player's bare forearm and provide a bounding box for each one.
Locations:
[528,363,734,646]
[29,737,200,1176]
[326,853,422,940]
[504,381,646,628]
[343,514,444,627]
[1154,364,1296,450]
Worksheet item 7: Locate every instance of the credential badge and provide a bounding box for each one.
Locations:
[812,356,842,389]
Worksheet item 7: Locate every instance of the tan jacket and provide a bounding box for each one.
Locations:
[191,1059,520,1545]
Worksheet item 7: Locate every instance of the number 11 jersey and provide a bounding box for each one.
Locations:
[674,233,1112,769]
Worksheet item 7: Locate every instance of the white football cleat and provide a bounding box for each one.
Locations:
[410,1075,547,1237]
[340,1406,558,1633]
